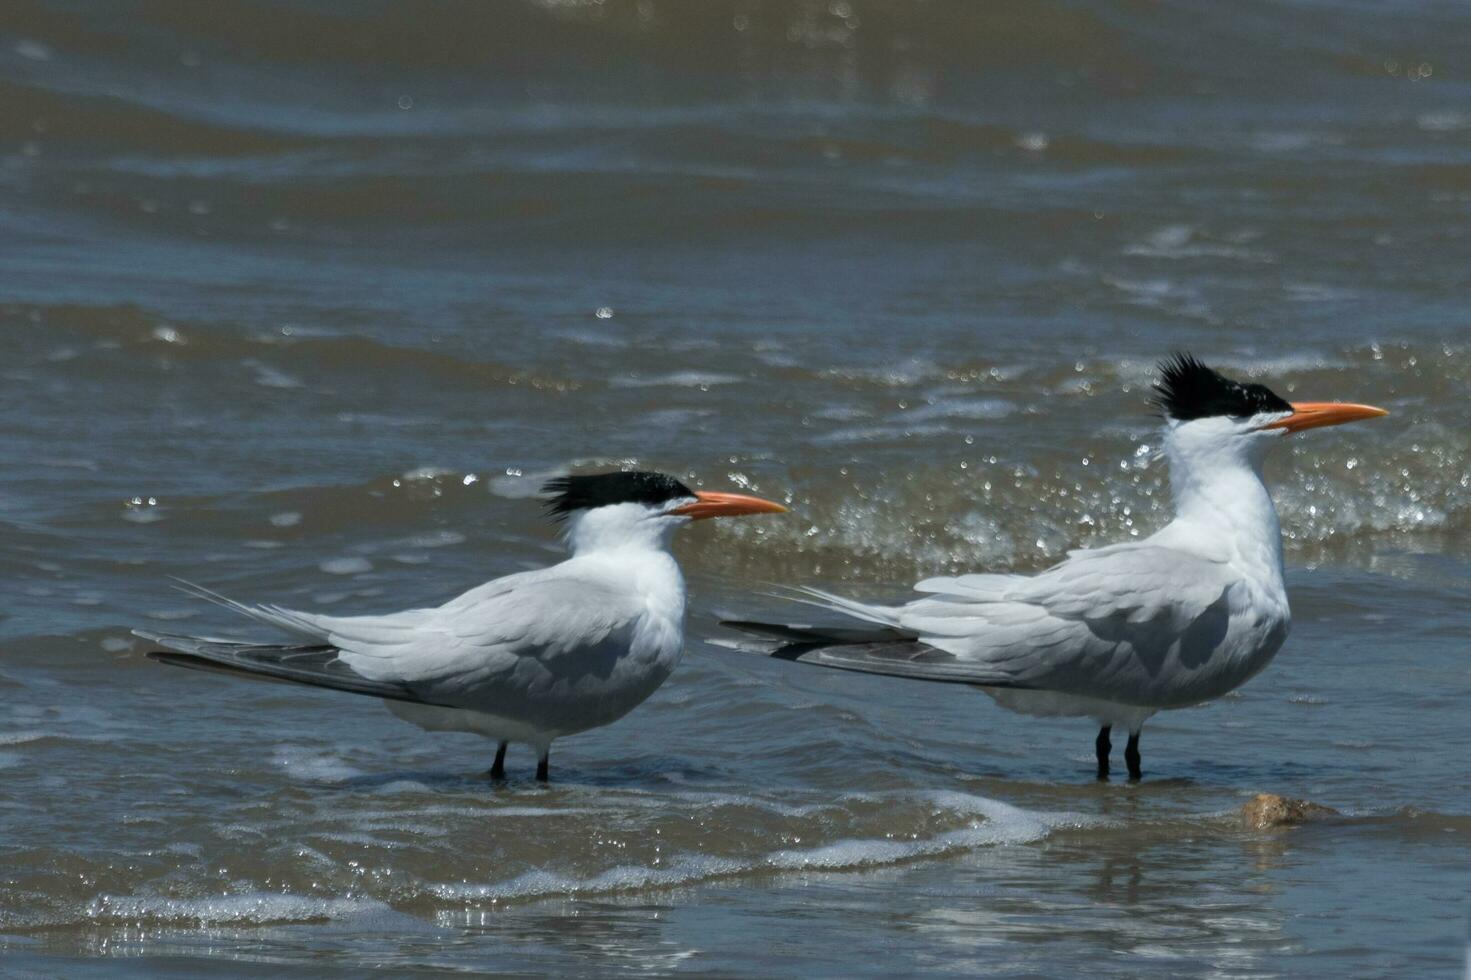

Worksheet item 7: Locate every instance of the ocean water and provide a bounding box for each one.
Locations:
[1,0,1469,975]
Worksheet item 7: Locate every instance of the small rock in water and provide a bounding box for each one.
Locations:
[1240,793,1338,830]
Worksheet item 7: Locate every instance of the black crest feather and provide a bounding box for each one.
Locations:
[541,471,694,521]
[1151,353,1292,421]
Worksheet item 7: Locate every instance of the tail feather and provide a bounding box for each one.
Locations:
[770,640,1024,687]
[168,578,329,641]
[777,586,903,627]
[136,630,425,703]
[717,621,1023,688]
[720,592,1028,690]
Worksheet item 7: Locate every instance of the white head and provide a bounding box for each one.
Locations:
[1152,354,1388,515]
[543,471,787,554]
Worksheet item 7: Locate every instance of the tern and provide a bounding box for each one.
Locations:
[138,471,786,781]
[724,355,1386,780]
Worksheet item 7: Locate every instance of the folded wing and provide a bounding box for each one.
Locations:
[901,545,1236,700]
[144,567,648,708]
[732,544,1237,706]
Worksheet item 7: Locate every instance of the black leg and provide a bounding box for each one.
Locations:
[535,749,550,783]
[488,741,508,780]
[1125,730,1142,782]
[1095,725,1112,780]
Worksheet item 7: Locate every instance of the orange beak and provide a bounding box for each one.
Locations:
[670,490,788,520]
[1261,401,1389,434]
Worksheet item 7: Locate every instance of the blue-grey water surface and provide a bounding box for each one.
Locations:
[1,1,1469,976]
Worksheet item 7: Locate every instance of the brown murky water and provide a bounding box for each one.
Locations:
[1,1,1469,975]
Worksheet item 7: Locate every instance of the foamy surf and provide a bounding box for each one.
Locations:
[425,791,1083,904]
[84,893,391,927]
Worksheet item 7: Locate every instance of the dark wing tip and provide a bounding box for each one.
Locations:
[720,619,919,644]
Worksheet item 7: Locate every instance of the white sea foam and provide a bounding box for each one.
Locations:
[271,745,362,783]
[611,371,742,389]
[758,795,1057,872]
[14,39,53,61]
[824,360,944,387]
[250,362,304,389]
[405,530,465,548]
[400,466,456,481]
[428,792,1077,903]
[812,422,956,446]
[144,608,198,621]
[319,556,373,575]
[431,856,748,902]
[87,892,388,925]
[551,328,629,349]
[1123,224,1272,262]
[906,398,1017,421]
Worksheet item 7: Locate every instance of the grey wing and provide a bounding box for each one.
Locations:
[295,569,650,701]
[898,544,1237,700]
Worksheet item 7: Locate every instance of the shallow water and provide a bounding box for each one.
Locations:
[2,0,1470,975]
